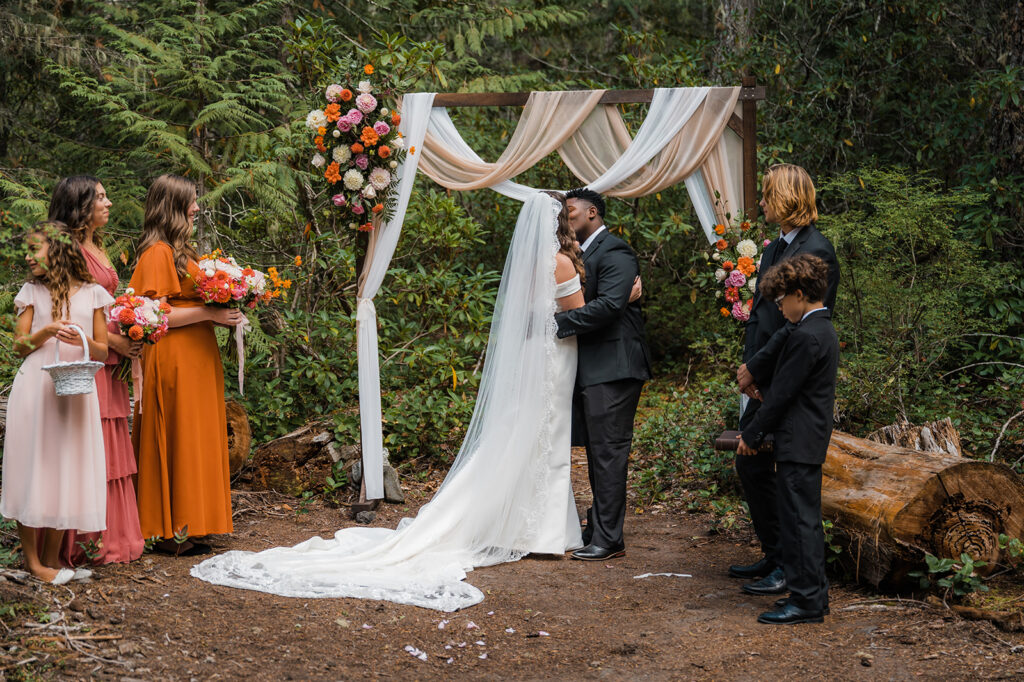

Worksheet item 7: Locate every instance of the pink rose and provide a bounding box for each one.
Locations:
[731,300,751,322]
[346,109,363,125]
[356,93,377,114]
[332,193,347,206]
[373,121,390,136]
[352,204,365,215]
[354,154,369,170]
[336,118,353,132]
[725,270,747,288]
[763,239,771,247]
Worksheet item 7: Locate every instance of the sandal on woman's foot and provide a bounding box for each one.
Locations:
[177,541,213,556]
[48,568,75,585]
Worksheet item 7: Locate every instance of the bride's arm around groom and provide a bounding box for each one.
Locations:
[553,188,651,561]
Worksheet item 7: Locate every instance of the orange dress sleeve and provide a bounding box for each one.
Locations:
[129,242,182,299]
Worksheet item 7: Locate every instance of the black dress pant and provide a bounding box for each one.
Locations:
[737,398,780,565]
[776,460,828,611]
[577,378,644,549]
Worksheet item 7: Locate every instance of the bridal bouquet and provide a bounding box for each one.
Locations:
[305,64,407,232]
[193,249,288,394]
[110,289,170,409]
[707,217,769,323]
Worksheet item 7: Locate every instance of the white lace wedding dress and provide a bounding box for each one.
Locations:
[192,193,583,611]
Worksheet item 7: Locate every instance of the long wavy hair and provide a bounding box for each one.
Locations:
[48,175,104,247]
[543,191,585,282]
[137,174,199,277]
[762,163,818,227]
[27,221,95,320]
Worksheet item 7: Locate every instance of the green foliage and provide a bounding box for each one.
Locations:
[631,374,739,507]
[819,168,1023,453]
[910,553,990,599]
[0,518,20,568]
[822,519,843,565]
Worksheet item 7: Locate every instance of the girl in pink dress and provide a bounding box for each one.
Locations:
[1,222,112,583]
[48,176,144,565]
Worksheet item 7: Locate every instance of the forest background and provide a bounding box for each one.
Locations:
[0,0,1022,517]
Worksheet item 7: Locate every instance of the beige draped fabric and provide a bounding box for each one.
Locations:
[700,127,744,224]
[418,90,604,191]
[557,87,740,199]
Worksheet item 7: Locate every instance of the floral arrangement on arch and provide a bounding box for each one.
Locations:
[305,64,408,232]
[707,216,770,323]
[194,249,288,308]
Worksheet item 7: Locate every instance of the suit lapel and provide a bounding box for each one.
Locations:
[751,238,783,309]
[582,229,610,264]
[781,223,815,261]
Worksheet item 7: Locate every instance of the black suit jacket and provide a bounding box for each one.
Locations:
[743,223,840,388]
[554,229,652,387]
[741,309,839,464]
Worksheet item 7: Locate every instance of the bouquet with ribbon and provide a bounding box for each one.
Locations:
[110,288,170,411]
[193,250,286,393]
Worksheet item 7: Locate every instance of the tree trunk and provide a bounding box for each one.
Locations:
[822,431,1024,587]
[225,400,251,476]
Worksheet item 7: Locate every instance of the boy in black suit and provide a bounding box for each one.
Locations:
[738,253,839,625]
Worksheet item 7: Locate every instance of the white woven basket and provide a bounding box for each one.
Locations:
[42,325,104,396]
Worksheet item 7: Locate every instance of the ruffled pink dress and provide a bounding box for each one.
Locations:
[60,249,145,565]
[1,282,111,531]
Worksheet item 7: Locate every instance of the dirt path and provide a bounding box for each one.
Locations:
[4,451,1024,680]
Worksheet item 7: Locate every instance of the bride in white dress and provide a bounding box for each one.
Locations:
[193,191,586,611]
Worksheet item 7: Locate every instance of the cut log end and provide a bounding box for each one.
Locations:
[225,400,252,476]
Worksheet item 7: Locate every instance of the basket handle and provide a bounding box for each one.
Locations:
[53,324,90,363]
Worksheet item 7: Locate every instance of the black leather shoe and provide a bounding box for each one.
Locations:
[571,543,625,561]
[728,557,775,579]
[757,602,825,625]
[774,598,830,615]
[741,567,787,595]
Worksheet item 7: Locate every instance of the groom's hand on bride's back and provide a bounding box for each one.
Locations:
[629,276,642,303]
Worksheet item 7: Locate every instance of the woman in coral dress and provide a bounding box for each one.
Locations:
[129,174,245,555]
[48,176,145,565]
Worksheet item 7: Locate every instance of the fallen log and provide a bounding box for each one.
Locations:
[822,430,1024,587]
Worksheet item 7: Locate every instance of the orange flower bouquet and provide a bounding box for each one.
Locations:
[707,217,770,323]
[109,288,171,409]
[306,64,407,231]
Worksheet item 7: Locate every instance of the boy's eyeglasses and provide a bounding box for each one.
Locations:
[774,293,785,308]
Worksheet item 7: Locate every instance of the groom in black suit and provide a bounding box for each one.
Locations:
[555,188,652,561]
[729,164,839,595]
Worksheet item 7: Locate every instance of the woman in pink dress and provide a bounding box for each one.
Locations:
[48,176,145,565]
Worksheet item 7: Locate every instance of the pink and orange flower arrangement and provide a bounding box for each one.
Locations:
[306,64,407,231]
[109,289,170,393]
[707,217,770,323]
[194,249,285,309]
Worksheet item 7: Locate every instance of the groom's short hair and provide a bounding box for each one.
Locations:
[565,187,606,219]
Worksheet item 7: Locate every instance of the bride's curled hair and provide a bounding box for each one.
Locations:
[543,191,585,283]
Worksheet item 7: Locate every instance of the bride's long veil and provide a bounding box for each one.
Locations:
[192,192,563,611]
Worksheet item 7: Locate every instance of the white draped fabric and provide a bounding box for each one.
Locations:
[355,92,435,499]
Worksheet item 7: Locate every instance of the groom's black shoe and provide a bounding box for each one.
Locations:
[741,567,787,595]
[728,556,775,579]
[571,543,625,561]
[774,597,830,615]
[757,602,825,625]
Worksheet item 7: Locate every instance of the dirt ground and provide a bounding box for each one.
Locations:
[4,450,1024,681]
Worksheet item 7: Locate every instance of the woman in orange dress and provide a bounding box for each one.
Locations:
[129,174,245,555]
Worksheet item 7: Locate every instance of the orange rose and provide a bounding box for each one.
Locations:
[351,143,364,154]
[372,203,384,214]
[740,221,751,231]
[314,135,325,152]
[714,224,725,235]
[360,126,379,146]
[391,112,401,126]
[128,325,144,340]
[324,161,341,183]
[317,126,326,136]
[364,64,374,75]
[242,267,255,276]
[325,103,341,122]
[159,302,171,314]
[378,145,391,158]
[722,261,734,271]
[737,256,755,276]
[340,89,353,102]
[118,308,136,325]
[720,307,731,317]
[716,238,728,250]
